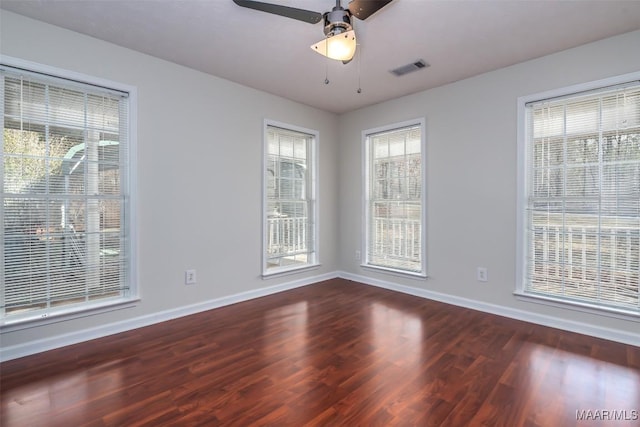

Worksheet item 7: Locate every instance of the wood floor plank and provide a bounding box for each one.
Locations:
[1,278,639,426]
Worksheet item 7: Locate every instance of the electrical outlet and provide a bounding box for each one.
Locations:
[355,250,361,261]
[185,269,197,285]
[477,267,488,282]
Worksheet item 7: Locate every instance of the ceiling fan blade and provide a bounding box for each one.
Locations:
[232,0,322,24]
[347,0,393,20]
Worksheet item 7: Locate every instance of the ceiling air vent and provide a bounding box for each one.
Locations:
[390,59,429,77]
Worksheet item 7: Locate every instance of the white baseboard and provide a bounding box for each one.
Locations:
[0,272,338,362]
[3,270,637,361]
[338,271,640,347]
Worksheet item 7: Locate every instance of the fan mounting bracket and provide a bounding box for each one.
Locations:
[323,7,352,37]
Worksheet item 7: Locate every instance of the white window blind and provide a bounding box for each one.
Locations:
[1,65,133,322]
[524,82,640,313]
[264,124,316,274]
[365,122,425,274]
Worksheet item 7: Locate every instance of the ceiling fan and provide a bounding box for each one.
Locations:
[232,0,393,63]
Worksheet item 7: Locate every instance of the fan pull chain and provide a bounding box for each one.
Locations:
[325,37,330,84]
[357,42,362,93]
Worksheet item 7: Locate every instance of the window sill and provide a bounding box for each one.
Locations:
[262,263,321,280]
[514,290,640,323]
[361,264,428,280]
[1,297,140,333]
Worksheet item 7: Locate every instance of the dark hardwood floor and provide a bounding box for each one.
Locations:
[1,278,639,426]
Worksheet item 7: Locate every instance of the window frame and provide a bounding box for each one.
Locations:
[516,71,640,320]
[0,56,138,330]
[362,118,427,277]
[262,119,319,277]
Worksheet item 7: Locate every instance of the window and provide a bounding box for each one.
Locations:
[364,120,426,275]
[263,122,317,275]
[1,60,136,325]
[518,76,640,315]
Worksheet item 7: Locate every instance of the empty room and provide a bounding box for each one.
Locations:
[1,1,639,425]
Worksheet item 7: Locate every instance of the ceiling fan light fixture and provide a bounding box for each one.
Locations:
[311,29,357,62]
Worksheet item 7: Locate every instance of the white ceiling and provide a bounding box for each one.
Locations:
[2,0,640,114]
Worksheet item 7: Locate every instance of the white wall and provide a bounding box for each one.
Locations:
[0,11,340,356]
[338,29,640,342]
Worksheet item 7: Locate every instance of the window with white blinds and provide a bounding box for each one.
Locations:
[264,123,317,275]
[1,62,135,323]
[521,79,640,314]
[364,120,426,275]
